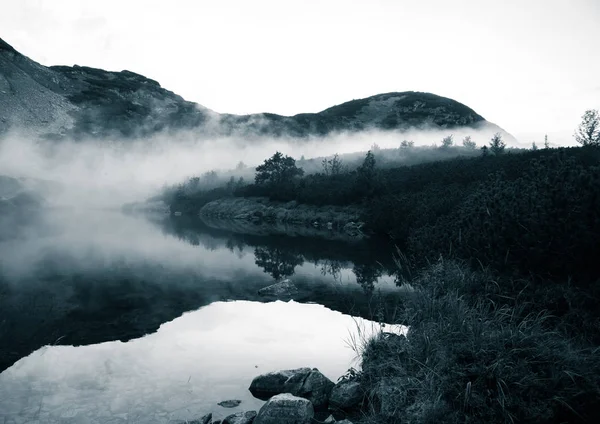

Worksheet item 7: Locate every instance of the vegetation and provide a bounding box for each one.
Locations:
[357,259,600,424]
[574,109,600,146]
[162,124,600,423]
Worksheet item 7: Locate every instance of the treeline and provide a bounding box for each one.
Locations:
[238,145,600,284]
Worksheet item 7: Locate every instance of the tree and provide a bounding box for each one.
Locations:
[481,145,489,157]
[355,150,377,196]
[255,152,304,185]
[358,150,376,179]
[441,134,454,148]
[462,136,476,150]
[322,153,345,175]
[489,133,506,155]
[400,140,414,149]
[532,141,538,151]
[544,134,550,149]
[574,109,600,146]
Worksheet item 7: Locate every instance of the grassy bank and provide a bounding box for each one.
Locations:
[354,259,600,423]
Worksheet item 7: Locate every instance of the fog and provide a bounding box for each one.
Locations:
[0,123,513,207]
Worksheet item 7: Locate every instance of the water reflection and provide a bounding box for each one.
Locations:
[0,211,403,374]
[0,300,405,423]
[254,246,304,281]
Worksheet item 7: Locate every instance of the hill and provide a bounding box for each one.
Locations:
[1,37,513,141]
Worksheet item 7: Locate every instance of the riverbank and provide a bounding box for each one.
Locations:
[199,197,366,237]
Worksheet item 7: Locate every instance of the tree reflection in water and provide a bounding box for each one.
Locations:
[253,246,304,280]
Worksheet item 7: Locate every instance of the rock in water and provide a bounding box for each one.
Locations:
[185,413,212,424]
[329,380,363,409]
[257,279,298,297]
[223,410,257,424]
[218,399,242,408]
[253,393,314,424]
[249,368,311,399]
[249,368,334,408]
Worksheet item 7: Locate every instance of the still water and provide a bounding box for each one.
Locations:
[0,210,404,423]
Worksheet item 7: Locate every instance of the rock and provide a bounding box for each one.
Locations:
[249,368,334,408]
[186,413,212,424]
[253,393,314,424]
[222,410,257,424]
[296,368,334,409]
[218,399,242,408]
[337,420,354,424]
[249,368,311,399]
[257,279,298,298]
[324,415,336,423]
[329,380,363,409]
[326,222,333,230]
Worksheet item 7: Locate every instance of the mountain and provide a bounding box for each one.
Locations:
[0,37,513,141]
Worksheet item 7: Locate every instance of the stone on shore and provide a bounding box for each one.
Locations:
[253,393,314,424]
[329,380,363,409]
[222,410,257,424]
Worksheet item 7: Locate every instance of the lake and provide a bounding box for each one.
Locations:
[0,210,405,423]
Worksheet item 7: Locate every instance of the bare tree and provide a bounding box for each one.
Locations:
[322,153,345,175]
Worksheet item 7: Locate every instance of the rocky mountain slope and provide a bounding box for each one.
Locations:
[0,37,512,141]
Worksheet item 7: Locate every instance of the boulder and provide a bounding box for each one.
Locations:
[222,410,257,424]
[218,399,242,408]
[324,415,336,423]
[297,368,334,408]
[257,279,298,297]
[253,393,314,424]
[337,420,354,424]
[249,368,311,399]
[249,368,334,408]
[329,380,363,409]
[186,413,212,424]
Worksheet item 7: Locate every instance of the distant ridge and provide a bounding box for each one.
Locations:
[0,37,514,141]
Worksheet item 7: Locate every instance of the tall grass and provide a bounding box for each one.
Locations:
[357,259,600,423]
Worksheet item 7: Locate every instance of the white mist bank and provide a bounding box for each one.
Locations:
[0,123,515,207]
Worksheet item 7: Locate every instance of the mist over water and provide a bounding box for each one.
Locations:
[0,125,499,421]
[0,123,510,207]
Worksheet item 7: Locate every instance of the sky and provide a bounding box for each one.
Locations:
[1,0,599,144]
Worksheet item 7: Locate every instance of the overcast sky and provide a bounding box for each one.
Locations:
[1,0,599,144]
